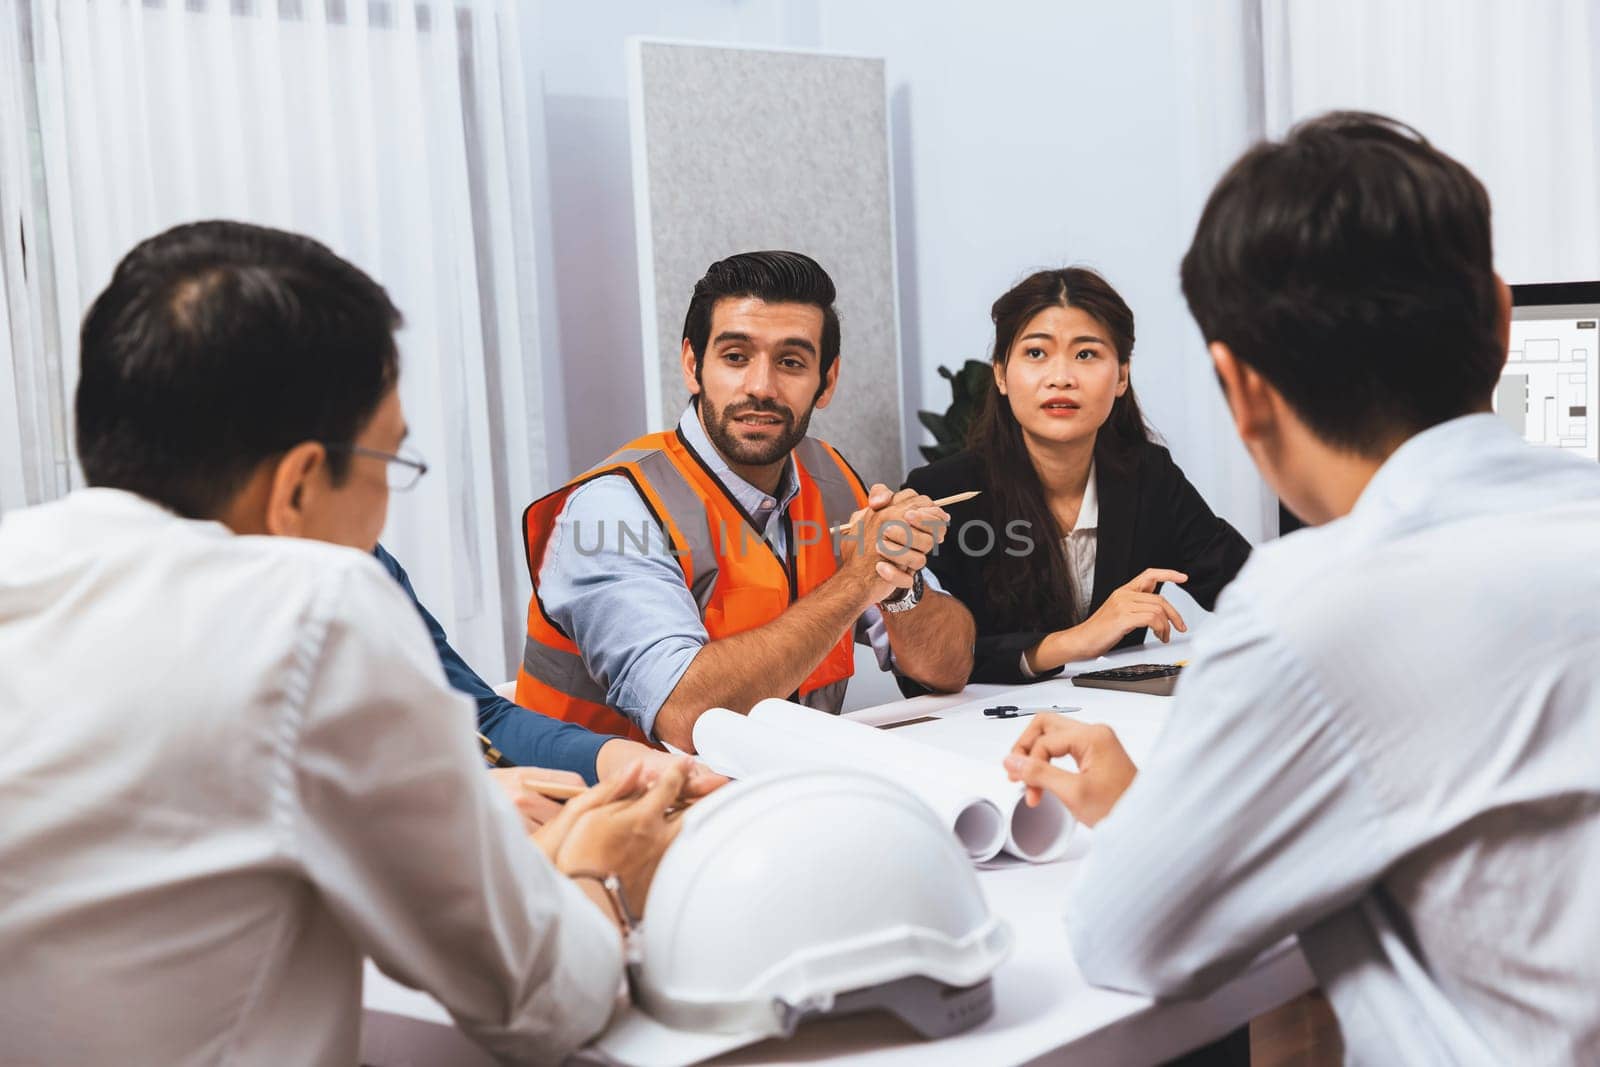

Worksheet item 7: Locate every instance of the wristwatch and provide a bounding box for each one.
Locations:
[879,568,925,614]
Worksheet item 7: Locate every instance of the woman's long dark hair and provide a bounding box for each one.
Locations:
[968,267,1153,632]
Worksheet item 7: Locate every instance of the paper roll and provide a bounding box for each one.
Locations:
[693,707,1006,861]
[746,699,1075,863]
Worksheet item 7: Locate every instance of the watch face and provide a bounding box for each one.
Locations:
[883,570,923,612]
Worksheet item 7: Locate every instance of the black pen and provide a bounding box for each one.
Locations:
[982,704,1081,720]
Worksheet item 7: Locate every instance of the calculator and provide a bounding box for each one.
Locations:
[1070,663,1184,697]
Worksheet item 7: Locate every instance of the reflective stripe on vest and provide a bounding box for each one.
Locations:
[630,449,720,611]
[515,449,722,711]
[792,437,866,540]
[520,639,607,705]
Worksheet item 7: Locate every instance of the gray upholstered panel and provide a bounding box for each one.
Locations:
[629,40,904,486]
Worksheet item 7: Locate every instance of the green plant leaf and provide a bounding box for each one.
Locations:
[916,410,948,438]
[916,360,993,459]
[958,360,991,400]
[948,405,975,442]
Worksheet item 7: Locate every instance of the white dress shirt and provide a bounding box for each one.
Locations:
[1062,460,1099,625]
[0,489,622,1065]
[1019,462,1098,677]
[1069,415,1600,1065]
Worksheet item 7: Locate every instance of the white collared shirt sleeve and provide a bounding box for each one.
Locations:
[1016,529,1100,679]
[1067,599,1394,998]
[1060,417,1600,1062]
[0,492,622,1066]
[290,559,623,1060]
[1017,468,1099,678]
[539,476,708,740]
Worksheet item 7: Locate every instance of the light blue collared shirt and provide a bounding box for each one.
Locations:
[540,406,917,740]
[1069,415,1600,1065]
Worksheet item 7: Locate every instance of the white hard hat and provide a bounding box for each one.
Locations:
[630,769,1012,1044]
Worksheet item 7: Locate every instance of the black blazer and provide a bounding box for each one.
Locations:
[903,438,1251,689]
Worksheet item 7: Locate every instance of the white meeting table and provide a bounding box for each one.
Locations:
[361,642,1315,1066]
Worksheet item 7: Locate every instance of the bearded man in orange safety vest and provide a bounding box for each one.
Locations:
[515,251,976,751]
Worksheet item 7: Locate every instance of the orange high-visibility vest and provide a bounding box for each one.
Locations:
[515,428,871,744]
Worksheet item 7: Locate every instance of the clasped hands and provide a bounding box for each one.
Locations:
[489,753,723,929]
[837,484,950,606]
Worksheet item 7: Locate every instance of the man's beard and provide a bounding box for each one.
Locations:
[701,395,815,467]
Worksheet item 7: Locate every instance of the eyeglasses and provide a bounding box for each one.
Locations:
[325,443,430,491]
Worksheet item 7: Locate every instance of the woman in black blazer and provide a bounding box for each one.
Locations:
[906,268,1251,686]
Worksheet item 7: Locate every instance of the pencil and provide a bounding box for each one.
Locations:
[828,490,981,535]
[521,777,586,801]
[477,732,514,769]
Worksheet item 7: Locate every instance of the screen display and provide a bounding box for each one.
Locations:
[1497,300,1600,462]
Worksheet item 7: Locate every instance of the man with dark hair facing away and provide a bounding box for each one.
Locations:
[518,250,975,751]
[0,221,691,1064]
[1003,113,1600,1063]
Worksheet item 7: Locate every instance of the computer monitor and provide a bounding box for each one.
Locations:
[1496,281,1600,462]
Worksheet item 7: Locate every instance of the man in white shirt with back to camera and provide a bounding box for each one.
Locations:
[0,220,691,1064]
[1004,112,1600,1064]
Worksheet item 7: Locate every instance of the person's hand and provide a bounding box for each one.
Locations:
[555,757,694,919]
[595,738,729,799]
[488,766,587,833]
[837,485,949,605]
[1075,568,1189,655]
[527,762,647,864]
[1002,714,1138,827]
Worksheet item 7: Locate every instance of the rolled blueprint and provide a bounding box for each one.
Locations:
[745,699,1074,863]
[693,707,1007,862]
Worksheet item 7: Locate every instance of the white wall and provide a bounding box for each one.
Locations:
[522,0,822,475]
[820,2,1190,453]
[520,0,1600,552]
[523,1,1269,550]
[815,1,1268,544]
[1262,0,1600,286]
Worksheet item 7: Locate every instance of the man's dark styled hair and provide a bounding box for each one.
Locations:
[681,250,841,378]
[1180,111,1503,455]
[76,220,402,519]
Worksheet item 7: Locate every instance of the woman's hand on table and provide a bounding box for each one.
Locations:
[1025,568,1189,673]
